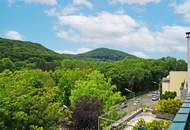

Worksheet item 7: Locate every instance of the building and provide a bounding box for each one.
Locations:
[166,32,190,130]
[162,71,188,99]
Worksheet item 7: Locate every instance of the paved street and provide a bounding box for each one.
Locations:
[122,91,159,113]
[135,91,159,107]
[107,91,160,129]
[100,91,160,129]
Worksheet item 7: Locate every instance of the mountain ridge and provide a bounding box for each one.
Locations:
[77,48,137,61]
[0,37,137,61]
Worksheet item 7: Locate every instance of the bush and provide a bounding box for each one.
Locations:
[154,99,183,115]
[161,91,177,100]
[133,118,171,130]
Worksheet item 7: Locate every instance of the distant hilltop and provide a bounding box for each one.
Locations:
[0,37,137,61]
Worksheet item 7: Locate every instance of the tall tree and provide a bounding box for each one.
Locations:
[0,69,71,130]
[72,96,102,130]
[70,70,124,110]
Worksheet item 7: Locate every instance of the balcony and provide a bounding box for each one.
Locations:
[169,96,190,130]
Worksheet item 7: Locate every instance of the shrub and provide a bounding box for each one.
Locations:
[154,99,183,114]
[133,118,171,130]
[161,91,177,100]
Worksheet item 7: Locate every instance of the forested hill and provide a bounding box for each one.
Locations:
[0,38,188,130]
[78,48,137,60]
[0,38,63,62]
[0,38,137,61]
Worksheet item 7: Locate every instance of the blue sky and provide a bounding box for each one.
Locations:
[1,0,190,59]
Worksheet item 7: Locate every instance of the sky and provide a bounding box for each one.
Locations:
[1,0,190,59]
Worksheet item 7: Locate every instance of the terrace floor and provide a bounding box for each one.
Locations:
[124,112,161,130]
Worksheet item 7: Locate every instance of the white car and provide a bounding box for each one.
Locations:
[118,102,128,109]
[152,95,159,101]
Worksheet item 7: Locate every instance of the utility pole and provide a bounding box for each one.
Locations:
[186,32,190,94]
[125,88,135,99]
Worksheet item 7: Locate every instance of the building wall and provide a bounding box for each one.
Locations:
[162,81,169,94]
[162,71,187,98]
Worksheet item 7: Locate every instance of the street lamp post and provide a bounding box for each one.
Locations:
[98,116,100,130]
[125,88,135,99]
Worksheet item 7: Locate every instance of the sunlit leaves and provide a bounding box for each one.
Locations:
[0,69,71,130]
[70,70,124,110]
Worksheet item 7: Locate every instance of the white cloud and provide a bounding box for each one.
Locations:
[45,0,93,16]
[7,0,57,6]
[61,4,79,16]
[131,51,149,58]
[55,47,91,54]
[45,8,59,16]
[7,0,15,6]
[56,11,190,54]
[109,0,161,5]
[24,0,57,6]
[76,47,91,53]
[73,0,93,8]
[174,46,187,53]
[60,0,93,15]
[173,0,190,21]
[4,31,23,40]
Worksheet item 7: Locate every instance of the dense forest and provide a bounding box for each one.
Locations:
[0,38,187,130]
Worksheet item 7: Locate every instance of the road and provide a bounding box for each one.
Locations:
[122,91,159,113]
[109,91,159,129]
[100,91,160,129]
[135,91,159,107]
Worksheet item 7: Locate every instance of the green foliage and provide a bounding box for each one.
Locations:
[133,118,171,130]
[0,69,71,130]
[78,48,137,60]
[57,56,187,98]
[61,59,92,70]
[100,106,128,129]
[57,69,88,106]
[161,91,177,100]
[154,99,183,114]
[0,38,63,71]
[0,37,188,130]
[70,70,124,110]
[0,38,62,61]
[0,58,15,72]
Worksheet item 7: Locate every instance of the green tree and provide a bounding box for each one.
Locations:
[70,70,124,110]
[58,69,87,106]
[0,58,15,72]
[0,69,71,130]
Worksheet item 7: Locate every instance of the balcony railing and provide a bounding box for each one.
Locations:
[169,96,190,130]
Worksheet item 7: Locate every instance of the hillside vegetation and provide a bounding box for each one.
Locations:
[0,38,63,62]
[0,37,187,130]
[78,48,136,60]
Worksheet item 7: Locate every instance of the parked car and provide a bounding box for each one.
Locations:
[133,99,140,105]
[152,91,158,94]
[152,95,159,101]
[118,102,128,109]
